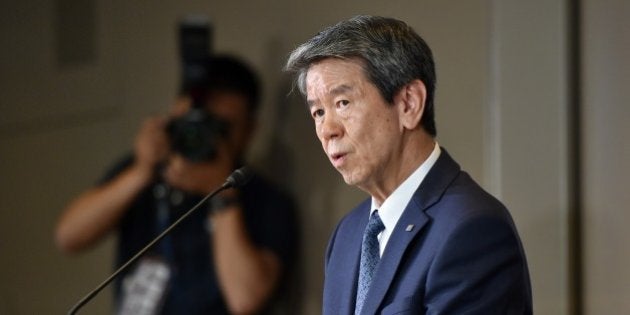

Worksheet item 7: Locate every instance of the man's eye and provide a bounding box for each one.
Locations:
[312,109,325,118]
[337,100,350,107]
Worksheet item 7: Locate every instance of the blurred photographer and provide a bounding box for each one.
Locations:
[55,55,297,315]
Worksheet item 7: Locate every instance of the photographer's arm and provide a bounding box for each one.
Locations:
[55,116,168,253]
[162,129,282,314]
[211,203,281,315]
[166,160,281,314]
[54,164,153,253]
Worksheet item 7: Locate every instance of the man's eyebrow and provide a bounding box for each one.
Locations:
[330,84,354,96]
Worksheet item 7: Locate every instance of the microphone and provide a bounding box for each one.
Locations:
[67,167,252,315]
[225,166,253,188]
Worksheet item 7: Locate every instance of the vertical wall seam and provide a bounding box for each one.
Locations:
[567,0,584,314]
[486,0,503,198]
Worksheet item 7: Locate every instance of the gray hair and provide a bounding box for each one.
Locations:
[284,15,436,136]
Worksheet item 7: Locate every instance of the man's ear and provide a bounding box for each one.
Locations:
[395,79,427,130]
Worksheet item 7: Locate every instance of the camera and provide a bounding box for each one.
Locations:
[166,101,229,162]
[166,16,228,162]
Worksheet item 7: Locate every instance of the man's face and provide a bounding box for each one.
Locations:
[306,58,403,189]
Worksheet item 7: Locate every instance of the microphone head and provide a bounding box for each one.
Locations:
[226,167,253,188]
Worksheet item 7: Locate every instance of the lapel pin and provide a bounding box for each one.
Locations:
[405,224,414,232]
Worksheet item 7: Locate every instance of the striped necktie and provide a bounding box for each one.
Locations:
[355,211,385,314]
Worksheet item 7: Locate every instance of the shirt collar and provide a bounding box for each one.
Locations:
[370,142,441,235]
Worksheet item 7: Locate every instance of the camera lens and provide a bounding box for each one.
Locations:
[167,108,229,162]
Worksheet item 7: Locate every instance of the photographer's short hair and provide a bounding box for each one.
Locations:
[285,15,437,136]
[182,55,261,114]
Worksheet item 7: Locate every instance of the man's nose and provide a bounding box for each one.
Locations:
[319,113,343,141]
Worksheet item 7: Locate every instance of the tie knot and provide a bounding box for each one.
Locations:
[366,211,385,237]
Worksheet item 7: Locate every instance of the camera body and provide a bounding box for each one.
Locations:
[167,16,228,162]
[166,101,229,162]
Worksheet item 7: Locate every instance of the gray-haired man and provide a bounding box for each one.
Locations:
[285,15,532,314]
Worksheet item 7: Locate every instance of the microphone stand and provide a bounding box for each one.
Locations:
[67,167,251,315]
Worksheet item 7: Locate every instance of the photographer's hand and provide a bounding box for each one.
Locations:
[133,115,170,177]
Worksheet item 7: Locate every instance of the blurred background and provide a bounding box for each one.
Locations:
[0,0,628,314]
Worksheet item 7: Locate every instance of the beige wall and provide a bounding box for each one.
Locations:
[582,0,630,313]
[488,1,570,313]
[2,0,627,314]
[0,1,123,313]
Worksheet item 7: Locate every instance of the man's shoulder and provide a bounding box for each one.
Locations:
[411,148,514,233]
[436,171,509,217]
[419,168,518,245]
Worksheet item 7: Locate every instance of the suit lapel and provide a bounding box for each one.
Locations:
[358,198,429,315]
[359,148,461,314]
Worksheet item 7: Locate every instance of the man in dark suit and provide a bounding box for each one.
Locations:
[285,15,532,314]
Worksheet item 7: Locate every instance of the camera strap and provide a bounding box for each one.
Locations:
[154,182,177,262]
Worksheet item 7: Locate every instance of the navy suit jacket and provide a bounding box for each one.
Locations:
[323,149,532,315]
